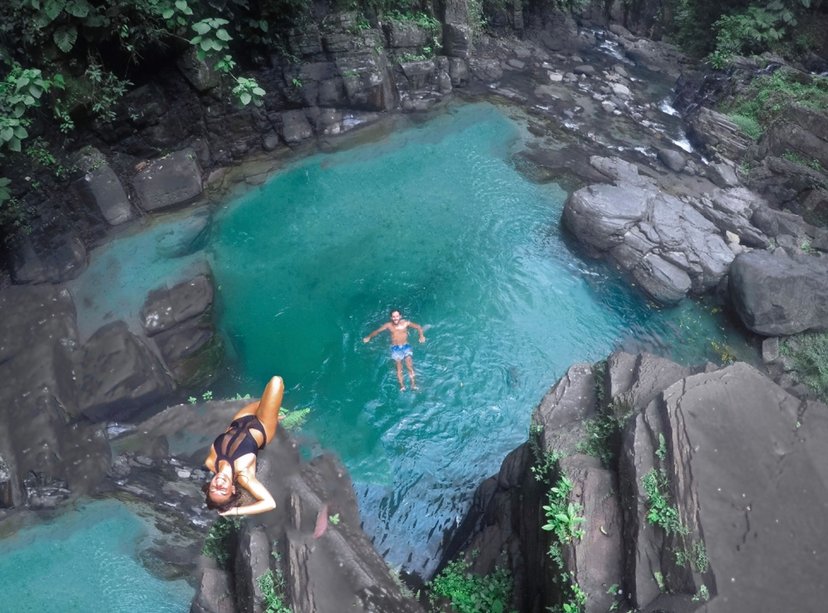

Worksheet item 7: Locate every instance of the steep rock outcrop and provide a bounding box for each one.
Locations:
[112,399,424,613]
[443,351,828,612]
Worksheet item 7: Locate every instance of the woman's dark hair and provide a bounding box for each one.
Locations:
[202,481,242,513]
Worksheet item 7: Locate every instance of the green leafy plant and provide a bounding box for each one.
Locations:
[727,113,762,140]
[0,177,32,237]
[530,449,561,484]
[781,331,828,401]
[709,6,788,68]
[542,475,585,567]
[692,584,710,602]
[190,17,233,59]
[280,407,310,430]
[642,469,687,536]
[258,569,291,613]
[328,513,340,525]
[0,65,62,153]
[653,570,666,592]
[781,150,825,172]
[539,469,588,612]
[655,433,667,462]
[202,516,241,569]
[724,71,828,140]
[257,546,291,612]
[428,559,515,613]
[577,413,620,467]
[232,76,266,106]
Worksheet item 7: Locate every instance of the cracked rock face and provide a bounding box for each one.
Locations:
[442,351,828,613]
[563,157,735,304]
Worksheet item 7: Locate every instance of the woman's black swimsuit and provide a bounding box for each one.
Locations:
[212,415,267,476]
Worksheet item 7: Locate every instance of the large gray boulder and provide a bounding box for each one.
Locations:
[443,352,828,612]
[10,231,87,284]
[141,271,223,389]
[563,157,734,304]
[73,146,134,226]
[729,250,828,335]
[686,107,752,161]
[336,51,396,112]
[75,321,175,421]
[133,147,204,212]
[759,105,828,170]
[136,411,424,613]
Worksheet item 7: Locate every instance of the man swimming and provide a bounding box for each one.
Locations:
[363,309,426,391]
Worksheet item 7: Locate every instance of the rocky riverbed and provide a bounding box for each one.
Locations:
[1,3,827,612]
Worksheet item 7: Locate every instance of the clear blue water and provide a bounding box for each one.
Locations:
[39,102,756,581]
[206,103,755,573]
[0,499,193,613]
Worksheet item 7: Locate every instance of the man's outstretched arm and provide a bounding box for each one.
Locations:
[409,321,426,342]
[363,323,389,343]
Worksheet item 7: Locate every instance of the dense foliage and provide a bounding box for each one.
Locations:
[721,68,828,141]
[429,558,515,613]
[671,0,826,66]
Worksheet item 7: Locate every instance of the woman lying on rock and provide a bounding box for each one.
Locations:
[204,376,283,516]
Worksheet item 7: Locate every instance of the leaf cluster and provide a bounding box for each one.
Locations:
[428,559,515,613]
[202,516,241,569]
[781,331,828,401]
[642,469,686,536]
[258,568,292,613]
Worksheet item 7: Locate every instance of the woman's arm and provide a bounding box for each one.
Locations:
[220,472,276,517]
[204,446,217,472]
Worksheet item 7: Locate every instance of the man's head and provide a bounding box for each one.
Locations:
[390,309,402,323]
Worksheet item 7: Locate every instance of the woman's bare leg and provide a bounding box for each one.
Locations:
[255,376,284,442]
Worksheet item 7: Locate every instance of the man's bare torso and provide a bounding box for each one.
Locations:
[387,320,413,346]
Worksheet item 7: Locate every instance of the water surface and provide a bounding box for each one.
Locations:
[0,499,193,613]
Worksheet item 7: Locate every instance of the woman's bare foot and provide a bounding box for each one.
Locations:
[400,385,406,391]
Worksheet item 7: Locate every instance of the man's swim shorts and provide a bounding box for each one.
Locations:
[390,344,413,361]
